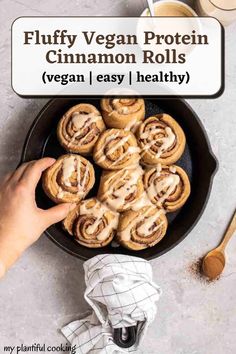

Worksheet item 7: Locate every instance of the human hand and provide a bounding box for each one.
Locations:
[0,158,75,277]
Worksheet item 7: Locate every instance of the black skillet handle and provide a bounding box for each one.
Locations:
[113,325,137,348]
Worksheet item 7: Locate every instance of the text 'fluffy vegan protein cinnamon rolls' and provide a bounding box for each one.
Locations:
[144,164,190,212]
[93,128,140,170]
[117,206,168,250]
[97,167,144,212]
[137,114,186,165]
[63,198,119,248]
[57,103,106,155]
[100,98,145,130]
[42,154,95,203]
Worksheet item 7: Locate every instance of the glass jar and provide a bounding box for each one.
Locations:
[196,0,236,26]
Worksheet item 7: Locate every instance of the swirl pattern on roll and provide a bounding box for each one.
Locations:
[93,128,140,170]
[57,103,106,155]
[63,198,119,248]
[117,206,168,250]
[144,164,190,212]
[137,114,186,165]
[98,167,144,212]
[43,154,95,203]
[101,98,145,130]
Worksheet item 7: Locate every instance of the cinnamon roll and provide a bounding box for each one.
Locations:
[143,164,190,212]
[137,114,186,165]
[63,198,119,248]
[93,129,140,170]
[97,167,144,212]
[42,154,95,203]
[100,98,145,130]
[57,103,105,155]
[117,206,168,250]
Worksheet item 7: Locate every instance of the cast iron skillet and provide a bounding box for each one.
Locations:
[21,98,218,260]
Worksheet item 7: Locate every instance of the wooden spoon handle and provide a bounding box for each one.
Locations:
[220,210,236,250]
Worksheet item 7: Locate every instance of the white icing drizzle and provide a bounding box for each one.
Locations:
[141,126,176,158]
[76,158,81,188]
[109,146,140,168]
[120,106,129,114]
[169,166,176,173]
[108,135,130,155]
[124,118,137,131]
[109,99,132,115]
[156,175,179,193]
[72,112,101,129]
[124,118,142,133]
[121,208,164,241]
[151,163,162,179]
[57,187,64,199]
[102,168,143,210]
[137,211,164,235]
[140,128,162,139]
[57,156,90,197]
[68,112,101,146]
[80,200,118,241]
[131,192,153,211]
[72,112,94,130]
[96,130,120,162]
[147,171,180,206]
[104,136,130,162]
[62,156,76,186]
[81,163,89,190]
[96,131,139,166]
[127,146,141,154]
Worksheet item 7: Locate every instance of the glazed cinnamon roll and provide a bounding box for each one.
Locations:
[101,98,145,130]
[57,103,105,155]
[98,167,144,212]
[143,164,190,212]
[117,206,168,250]
[137,114,186,165]
[63,198,119,248]
[93,129,140,170]
[43,154,95,203]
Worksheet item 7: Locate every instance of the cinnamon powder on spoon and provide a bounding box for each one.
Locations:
[202,254,225,280]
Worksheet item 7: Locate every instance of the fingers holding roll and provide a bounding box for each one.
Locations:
[42,154,95,204]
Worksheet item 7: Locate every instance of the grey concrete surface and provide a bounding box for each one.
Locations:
[0,1,236,353]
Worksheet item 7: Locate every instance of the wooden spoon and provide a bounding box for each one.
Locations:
[202,210,236,280]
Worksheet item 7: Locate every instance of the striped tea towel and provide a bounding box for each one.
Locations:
[62,254,162,354]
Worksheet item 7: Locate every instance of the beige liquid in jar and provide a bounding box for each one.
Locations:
[154,3,194,17]
[153,2,196,50]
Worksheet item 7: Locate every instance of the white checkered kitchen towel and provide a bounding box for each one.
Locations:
[62,254,162,354]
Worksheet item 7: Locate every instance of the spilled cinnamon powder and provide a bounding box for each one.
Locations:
[188,257,221,284]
